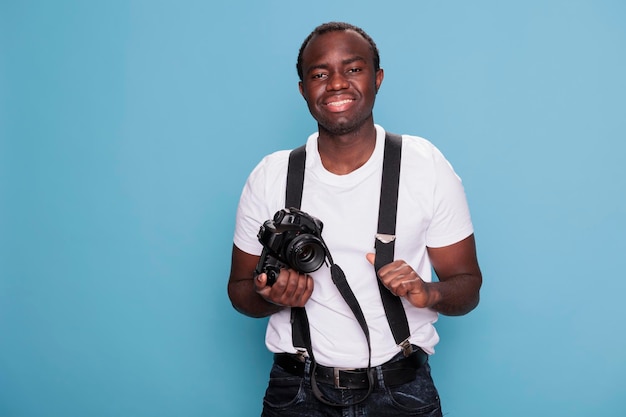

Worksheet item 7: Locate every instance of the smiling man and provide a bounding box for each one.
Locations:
[228,22,482,416]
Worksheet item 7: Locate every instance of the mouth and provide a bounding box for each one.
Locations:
[324,98,355,112]
[327,99,354,107]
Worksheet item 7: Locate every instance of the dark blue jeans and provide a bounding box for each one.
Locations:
[261,350,443,417]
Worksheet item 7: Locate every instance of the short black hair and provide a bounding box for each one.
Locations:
[296,22,380,81]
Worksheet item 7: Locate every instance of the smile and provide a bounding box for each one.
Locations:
[326,99,354,107]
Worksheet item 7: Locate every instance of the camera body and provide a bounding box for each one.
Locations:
[255,207,328,286]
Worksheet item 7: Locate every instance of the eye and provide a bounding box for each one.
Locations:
[312,72,328,79]
[348,67,362,73]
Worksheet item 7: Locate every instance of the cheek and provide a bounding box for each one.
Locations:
[299,85,313,101]
[303,89,326,108]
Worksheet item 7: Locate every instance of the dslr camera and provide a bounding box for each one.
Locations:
[255,207,329,286]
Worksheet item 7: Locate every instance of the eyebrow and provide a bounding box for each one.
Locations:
[306,56,368,74]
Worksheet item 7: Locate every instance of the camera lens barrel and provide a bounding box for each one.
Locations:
[285,235,326,273]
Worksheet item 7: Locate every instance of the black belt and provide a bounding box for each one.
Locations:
[274,348,428,389]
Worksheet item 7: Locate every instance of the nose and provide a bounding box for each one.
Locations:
[326,71,349,91]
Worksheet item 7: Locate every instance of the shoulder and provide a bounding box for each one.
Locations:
[385,132,448,174]
[247,149,292,183]
[377,125,438,157]
[248,131,317,184]
[396,133,455,169]
[400,133,441,158]
[384,130,461,182]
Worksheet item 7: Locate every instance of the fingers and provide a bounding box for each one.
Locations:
[368,253,415,296]
[257,269,313,307]
[375,260,432,308]
[379,263,420,294]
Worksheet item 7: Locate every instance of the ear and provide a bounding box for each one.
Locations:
[298,81,305,97]
[375,68,384,93]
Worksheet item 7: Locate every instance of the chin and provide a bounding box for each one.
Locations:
[318,118,360,136]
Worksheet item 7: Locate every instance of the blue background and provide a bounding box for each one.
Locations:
[2,1,625,416]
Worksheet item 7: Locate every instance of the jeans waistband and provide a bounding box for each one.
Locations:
[273,348,428,389]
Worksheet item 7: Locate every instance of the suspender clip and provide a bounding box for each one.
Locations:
[400,339,413,357]
[375,233,396,244]
[295,348,309,361]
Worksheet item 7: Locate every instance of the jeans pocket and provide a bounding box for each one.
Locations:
[262,363,306,410]
[385,363,442,416]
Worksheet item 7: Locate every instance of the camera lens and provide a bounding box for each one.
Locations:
[285,235,326,273]
[297,245,315,262]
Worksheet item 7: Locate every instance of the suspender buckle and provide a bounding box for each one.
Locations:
[295,349,308,361]
[375,233,396,244]
[400,339,413,357]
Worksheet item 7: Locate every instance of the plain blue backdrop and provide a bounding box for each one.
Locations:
[1,1,625,416]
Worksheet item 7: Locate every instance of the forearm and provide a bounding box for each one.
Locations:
[427,273,481,316]
[423,234,482,316]
[228,244,284,318]
[227,278,284,318]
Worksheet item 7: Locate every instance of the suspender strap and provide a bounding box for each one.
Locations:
[374,133,412,356]
[283,132,411,405]
[286,133,411,356]
[286,145,306,209]
[285,144,307,351]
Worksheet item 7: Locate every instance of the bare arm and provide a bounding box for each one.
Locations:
[426,234,482,315]
[227,244,314,318]
[367,234,482,316]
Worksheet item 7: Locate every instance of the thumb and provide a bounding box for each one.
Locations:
[365,253,375,265]
[255,272,268,290]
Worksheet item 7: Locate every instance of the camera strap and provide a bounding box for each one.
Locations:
[284,132,411,406]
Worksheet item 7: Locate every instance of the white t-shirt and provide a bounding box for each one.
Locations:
[234,125,473,367]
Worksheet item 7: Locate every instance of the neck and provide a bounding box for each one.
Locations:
[317,123,377,175]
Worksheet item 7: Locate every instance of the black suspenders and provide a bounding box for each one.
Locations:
[374,133,413,356]
[285,132,412,357]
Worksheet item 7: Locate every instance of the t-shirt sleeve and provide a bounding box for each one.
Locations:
[425,146,474,248]
[233,152,289,255]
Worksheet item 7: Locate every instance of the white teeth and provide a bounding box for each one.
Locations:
[328,99,352,106]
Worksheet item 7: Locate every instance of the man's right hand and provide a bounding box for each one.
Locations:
[255,268,314,308]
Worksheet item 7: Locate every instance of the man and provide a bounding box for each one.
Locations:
[228,21,482,416]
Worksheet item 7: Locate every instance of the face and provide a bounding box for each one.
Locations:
[298,30,384,136]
